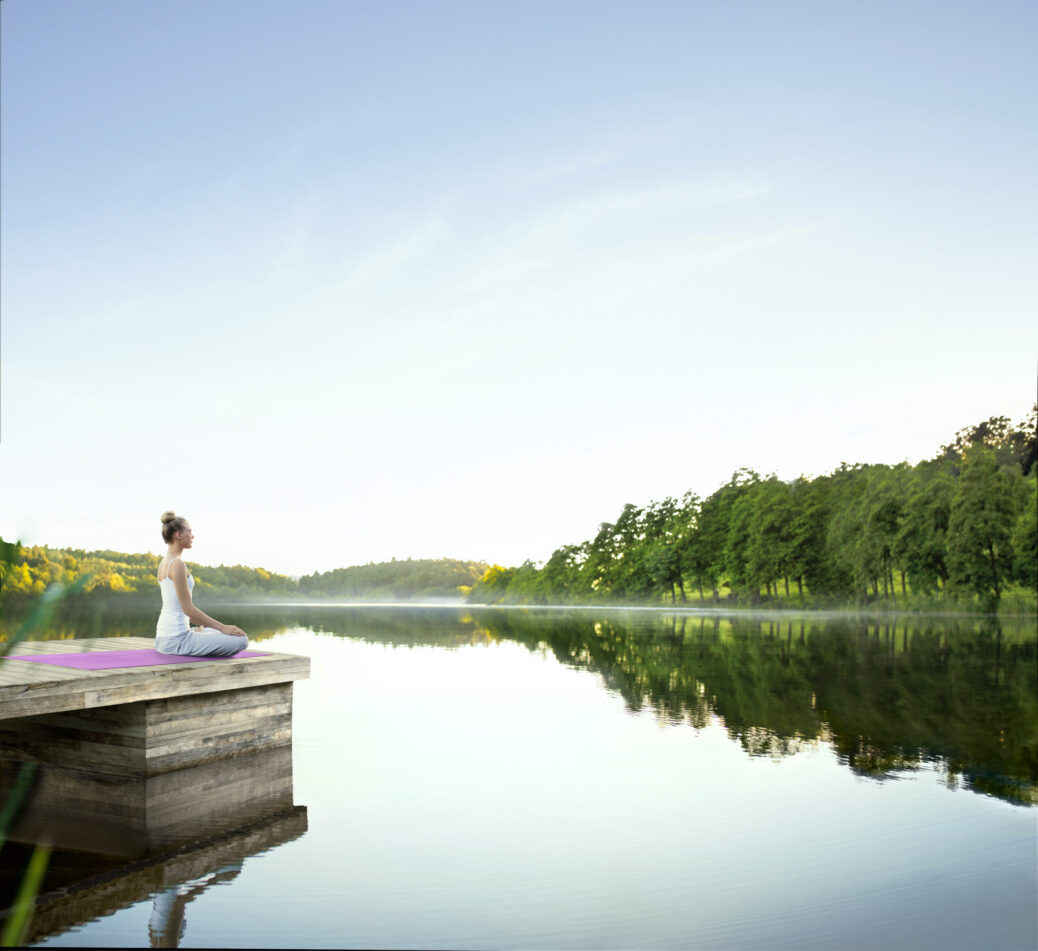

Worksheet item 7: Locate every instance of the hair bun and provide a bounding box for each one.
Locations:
[160,510,178,524]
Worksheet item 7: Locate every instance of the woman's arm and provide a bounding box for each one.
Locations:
[170,561,247,637]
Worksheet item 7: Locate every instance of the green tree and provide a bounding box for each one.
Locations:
[787,477,828,599]
[640,497,687,603]
[580,518,620,596]
[1010,475,1037,591]
[719,470,761,599]
[940,404,1037,475]
[676,493,719,601]
[747,478,795,597]
[609,503,647,598]
[947,447,1026,609]
[540,544,584,602]
[860,465,909,600]
[896,461,954,594]
[820,464,869,599]
[469,564,515,604]
[827,464,909,601]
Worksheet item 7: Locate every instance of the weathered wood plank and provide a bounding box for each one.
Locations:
[144,735,293,774]
[5,637,155,654]
[0,665,86,685]
[10,706,145,736]
[145,718,293,763]
[80,662,306,707]
[15,705,149,737]
[0,734,145,777]
[0,720,147,750]
[144,681,293,719]
[145,701,292,742]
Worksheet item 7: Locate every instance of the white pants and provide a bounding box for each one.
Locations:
[156,627,248,657]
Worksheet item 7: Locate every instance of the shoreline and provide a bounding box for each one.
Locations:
[221,600,1035,620]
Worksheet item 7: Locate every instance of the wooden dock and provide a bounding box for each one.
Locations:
[0,637,309,776]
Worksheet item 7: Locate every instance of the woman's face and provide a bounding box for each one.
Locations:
[177,523,194,549]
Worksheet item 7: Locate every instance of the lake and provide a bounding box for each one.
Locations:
[4,605,1036,949]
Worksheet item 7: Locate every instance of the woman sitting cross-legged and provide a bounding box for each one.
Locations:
[155,510,249,657]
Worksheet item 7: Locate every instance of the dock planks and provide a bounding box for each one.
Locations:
[0,637,309,719]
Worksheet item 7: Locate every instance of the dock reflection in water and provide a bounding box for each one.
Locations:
[0,746,307,946]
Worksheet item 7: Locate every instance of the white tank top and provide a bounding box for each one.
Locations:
[156,558,194,639]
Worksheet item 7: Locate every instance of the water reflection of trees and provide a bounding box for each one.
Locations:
[229,604,498,648]
[262,606,1036,806]
[10,604,1036,807]
[480,611,1036,807]
[287,606,1035,807]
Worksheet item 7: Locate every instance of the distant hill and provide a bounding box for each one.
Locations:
[298,558,488,601]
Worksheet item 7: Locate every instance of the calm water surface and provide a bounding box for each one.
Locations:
[7,606,1037,949]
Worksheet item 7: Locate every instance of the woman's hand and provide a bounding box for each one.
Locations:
[220,624,248,638]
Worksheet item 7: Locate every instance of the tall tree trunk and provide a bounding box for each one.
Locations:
[797,576,804,599]
[697,580,704,601]
[784,576,790,597]
[900,570,907,595]
[987,540,1001,601]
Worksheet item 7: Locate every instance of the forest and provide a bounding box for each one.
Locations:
[468,408,1037,612]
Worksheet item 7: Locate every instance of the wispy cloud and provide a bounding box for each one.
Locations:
[505,147,626,186]
[334,215,450,291]
[271,194,319,279]
[494,124,677,188]
[449,178,774,298]
[545,179,771,234]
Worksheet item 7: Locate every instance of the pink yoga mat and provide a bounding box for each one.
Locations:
[7,648,270,670]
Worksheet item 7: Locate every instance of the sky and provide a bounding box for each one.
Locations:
[1,0,1035,578]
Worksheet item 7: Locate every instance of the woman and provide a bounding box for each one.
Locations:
[156,511,248,656]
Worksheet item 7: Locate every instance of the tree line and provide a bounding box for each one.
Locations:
[0,544,486,608]
[2,408,1033,614]
[469,408,1037,611]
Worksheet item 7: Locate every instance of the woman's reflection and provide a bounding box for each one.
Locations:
[147,862,242,948]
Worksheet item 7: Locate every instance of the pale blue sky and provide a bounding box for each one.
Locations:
[2,0,1035,576]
